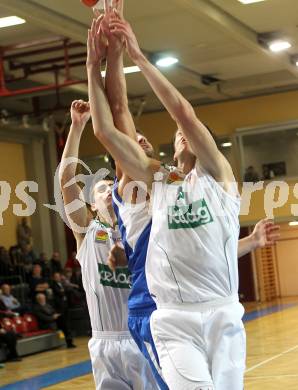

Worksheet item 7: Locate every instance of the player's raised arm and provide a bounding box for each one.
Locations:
[238,219,280,258]
[59,100,92,245]
[102,0,137,143]
[86,16,153,186]
[101,0,139,184]
[109,17,234,184]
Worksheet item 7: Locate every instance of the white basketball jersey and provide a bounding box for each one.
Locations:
[76,219,131,331]
[146,163,241,304]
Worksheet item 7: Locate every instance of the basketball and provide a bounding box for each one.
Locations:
[80,0,100,8]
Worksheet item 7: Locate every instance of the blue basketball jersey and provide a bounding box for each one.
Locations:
[112,180,156,313]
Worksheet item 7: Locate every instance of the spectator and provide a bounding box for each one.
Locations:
[35,252,51,279]
[51,273,68,313]
[0,299,17,318]
[9,245,21,266]
[0,247,14,277]
[0,323,21,362]
[244,166,259,183]
[29,264,51,299]
[16,217,32,247]
[50,252,63,275]
[61,269,83,306]
[33,293,76,349]
[71,267,83,292]
[65,251,80,270]
[0,284,27,315]
[262,165,275,180]
[7,245,27,283]
[20,244,36,271]
[63,268,80,289]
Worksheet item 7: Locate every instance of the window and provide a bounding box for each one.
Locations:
[237,121,298,181]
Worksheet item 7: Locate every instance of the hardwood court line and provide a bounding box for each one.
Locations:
[245,344,298,373]
[243,303,297,322]
[247,374,298,378]
[0,360,92,390]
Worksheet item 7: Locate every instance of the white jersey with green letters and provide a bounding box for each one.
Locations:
[146,163,241,304]
[76,219,131,331]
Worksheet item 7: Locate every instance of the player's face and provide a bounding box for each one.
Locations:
[174,129,191,159]
[137,134,154,157]
[92,180,113,212]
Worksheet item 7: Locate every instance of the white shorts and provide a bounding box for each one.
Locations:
[150,295,246,390]
[89,330,159,390]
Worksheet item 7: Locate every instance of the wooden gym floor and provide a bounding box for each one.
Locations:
[1,297,298,390]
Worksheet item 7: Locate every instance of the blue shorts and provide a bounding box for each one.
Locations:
[128,308,169,390]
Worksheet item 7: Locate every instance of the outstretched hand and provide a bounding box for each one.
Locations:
[86,15,108,67]
[71,100,91,128]
[109,15,142,61]
[252,219,280,249]
[94,0,125,52]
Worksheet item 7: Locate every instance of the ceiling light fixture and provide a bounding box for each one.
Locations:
[221,142,232,148]
[0,16,26,28]
[269,40,291,53]
[289,221,298,227]
[238,0,265,4]
[156,57,179,68]
[122,66,141,74]
[101,66,140,77]
[159,152,166,157]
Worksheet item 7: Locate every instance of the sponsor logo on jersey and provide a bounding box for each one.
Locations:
[98,263,131,289]
[168,197,213,229]
[95,230,108,243]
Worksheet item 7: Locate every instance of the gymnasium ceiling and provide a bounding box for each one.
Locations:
[1,0,298,118]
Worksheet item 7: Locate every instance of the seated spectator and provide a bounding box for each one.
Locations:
[0,299,17,318]
[33,293,76,349]
[0,323,21,362]
[50,252,63,275]
[65,251,80,270]
[35,252,51,279]
[0,284,27,315]
[244,166,260,183]
[17,217,32,248]
[29,264,51,299]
